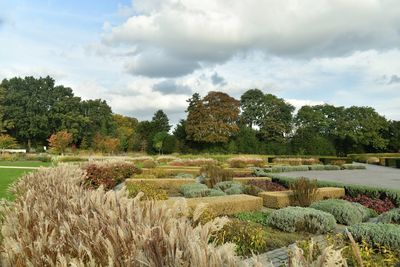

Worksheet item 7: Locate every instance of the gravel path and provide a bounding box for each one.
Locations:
[275,164,400,189]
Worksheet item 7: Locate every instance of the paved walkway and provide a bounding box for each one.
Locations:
[0,166,40,170]
[275,164,400,189]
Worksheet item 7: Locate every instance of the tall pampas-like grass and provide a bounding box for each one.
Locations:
[0,165,248,267]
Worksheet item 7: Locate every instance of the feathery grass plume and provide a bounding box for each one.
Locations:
[0,165,256,266]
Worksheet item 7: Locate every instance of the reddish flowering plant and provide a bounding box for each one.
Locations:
[342,194,396,214]
[83,163,141,190]
[247,179,287,191]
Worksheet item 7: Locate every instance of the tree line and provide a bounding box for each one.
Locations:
[0,76,399,155]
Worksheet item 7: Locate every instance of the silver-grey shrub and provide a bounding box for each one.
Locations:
[348,223,400,249]
[376,208,400,224]
[267,207,336,234]
[310,199,372,225]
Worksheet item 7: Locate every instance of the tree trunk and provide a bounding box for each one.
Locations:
[27,138,31,152]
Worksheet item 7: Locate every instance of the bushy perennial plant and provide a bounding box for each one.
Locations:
[310,199,373,225]
[267,207,336,234]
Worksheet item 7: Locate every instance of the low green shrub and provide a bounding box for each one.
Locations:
[214,181,243,195]
[272,165,310,173]
[234,211,269,227]
[175,173,194,179]
[267,207,336,234]
[342,164,366,170]
[253,167,271,177]
[209,189,226,197]
[243,184,264,196]
[142,159,157,168]
[214,219,268,256]
[310,199,372,225]
[349,223,400,249]
[377,208,400,224]
[126,181,168,200]
[180,183,210,198]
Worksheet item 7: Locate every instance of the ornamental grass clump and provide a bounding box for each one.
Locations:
[310,199,373,225]
[267,207,336,234]
[290,177,318,207]
[0,166,245,266]
[200,164,233,188]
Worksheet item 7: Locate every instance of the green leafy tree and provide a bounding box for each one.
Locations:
[387,120,400,152]
[240,90,295,142]
[152,131,169,154]
[185,91,240,143]
[340,106,388,152]
[240,89,265,127]
[1,76,55,150]
[81,99,116,144]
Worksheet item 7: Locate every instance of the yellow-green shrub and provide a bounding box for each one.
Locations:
[127,181,168,200]
[214,219,267,256]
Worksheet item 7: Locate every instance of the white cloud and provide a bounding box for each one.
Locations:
[103,0,400,77]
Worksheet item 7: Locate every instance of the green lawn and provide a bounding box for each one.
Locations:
[0,168,32,200]
[0,161,52,167]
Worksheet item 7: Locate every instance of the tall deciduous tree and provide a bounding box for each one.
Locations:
[240,89,295,142]
[240,89,265,127]
[113,114,138,151]
[186,91,240,143]
[1,76,54,149]
[387,120,400,152]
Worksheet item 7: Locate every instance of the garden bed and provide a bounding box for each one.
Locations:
[259,187,345,208]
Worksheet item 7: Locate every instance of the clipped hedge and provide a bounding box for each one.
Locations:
[165,195,263,216]
[342,164,366,170]
[308,165,340,171]
[269,174,400,207]
[267,207,336,234]
[349,223,400,249]
[376,208,400,224]
[310,199,372,225]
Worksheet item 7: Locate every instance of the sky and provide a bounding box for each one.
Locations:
[1,0,400,125]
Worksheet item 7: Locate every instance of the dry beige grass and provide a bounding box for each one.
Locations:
[0,165,259,267]
[259,187,345,208]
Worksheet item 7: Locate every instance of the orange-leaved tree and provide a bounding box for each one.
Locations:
[48,130,73,155]
[185,91,240,143]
